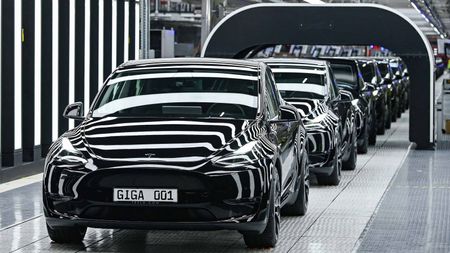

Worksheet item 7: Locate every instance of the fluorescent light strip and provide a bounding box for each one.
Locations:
[68,0,76,129]
[0,0,2,155]
[35,0,42,145]
[52,0,59,140]
[124,1,129,62]
[98,0,104,89]
[303,0,325,4]
[14,0,22,149]
[135,1,139,59]
[84,0,91,114]
[111,0,117,70]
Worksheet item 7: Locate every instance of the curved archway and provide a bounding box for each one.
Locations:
[201,4,435,149]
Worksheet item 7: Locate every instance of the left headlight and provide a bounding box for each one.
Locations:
[212,142,260,168]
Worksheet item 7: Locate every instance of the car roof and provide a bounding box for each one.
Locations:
[319,57,359,65]
[253,57,327,67]
[119,57,262,71]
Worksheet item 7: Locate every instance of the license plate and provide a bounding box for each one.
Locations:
[113,188,178,203]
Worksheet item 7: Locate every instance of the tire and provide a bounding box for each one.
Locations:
[377,102,386,135]
[368,110,377,145]
[243,169,281,248]
[357,120,368,154]
[385,101,392,130]
[343,139,357,170]
[317,135,342,186]
[46,223,86,243]
[282,152,309,216]
[391,98,398,122]
[397,101,402,118]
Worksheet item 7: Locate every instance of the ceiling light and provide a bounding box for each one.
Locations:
[303,0,326,4]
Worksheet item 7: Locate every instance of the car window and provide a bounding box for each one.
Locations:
[267,70,281,104]
[330,63,357,89]
[328,68,339,99]
[359,62,376,83]
[264,74,279,119]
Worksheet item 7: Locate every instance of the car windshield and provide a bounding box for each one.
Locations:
[389,61,399,73]
[377,63,390,78]
[330,63,357,89]
[272,72,325,100]
[358,62,375,83]
[92,70,259,119]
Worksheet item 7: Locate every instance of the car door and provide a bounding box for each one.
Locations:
[265,71,296,192]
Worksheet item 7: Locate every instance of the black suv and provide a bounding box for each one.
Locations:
[323,57,377,153]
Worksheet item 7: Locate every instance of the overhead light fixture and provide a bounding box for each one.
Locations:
[303,0,326,4]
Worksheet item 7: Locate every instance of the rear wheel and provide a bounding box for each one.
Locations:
[357,119,369,154]
[385,100,392,129]
[46,223,86,243]
[343,133,357,170]
[377,102,386,135]
[368,110,377,145]
[283,152,309,216]
[391,98,398,122]
[243,169,280,248]
[317,135,342,186]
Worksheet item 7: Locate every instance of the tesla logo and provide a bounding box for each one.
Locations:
[145,153,156,158]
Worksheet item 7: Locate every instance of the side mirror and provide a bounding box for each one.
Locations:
[63,102,84,121]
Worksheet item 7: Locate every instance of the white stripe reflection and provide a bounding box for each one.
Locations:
[107,72,259,85]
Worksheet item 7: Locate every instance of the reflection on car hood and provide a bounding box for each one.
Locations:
[78,117,254,169]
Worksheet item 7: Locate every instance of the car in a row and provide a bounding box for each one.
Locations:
[42,56,409,249]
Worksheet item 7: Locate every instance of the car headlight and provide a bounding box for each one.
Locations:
[54,137,87,165]
[212,142,259,168]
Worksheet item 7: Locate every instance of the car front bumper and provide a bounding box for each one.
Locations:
[43,167,270,233]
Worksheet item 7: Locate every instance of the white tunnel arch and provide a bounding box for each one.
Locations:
[201,3,435,149]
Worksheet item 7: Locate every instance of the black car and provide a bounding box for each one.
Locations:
[355,58,389,135]
[375,58,401,124]
[43,58,310,248]
[323,57,377,153]
[257,58,357,186]
[388,57,410,113]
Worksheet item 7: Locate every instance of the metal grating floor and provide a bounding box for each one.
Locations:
[0,113,425,253]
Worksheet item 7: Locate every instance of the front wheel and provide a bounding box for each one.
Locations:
[317,135,342,186]
[343,131,357,170]
[46,223,86,243]
[385,101,392,129]
[377,102,386,135]
[368,110,377,145]
[283,152,309,216]
[243,169,281,248]
[357,119,369,154]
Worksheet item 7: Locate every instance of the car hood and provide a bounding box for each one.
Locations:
[79,117,255,169]
[283,98,326,123]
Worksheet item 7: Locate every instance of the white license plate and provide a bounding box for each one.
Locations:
[113,188,178,203]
